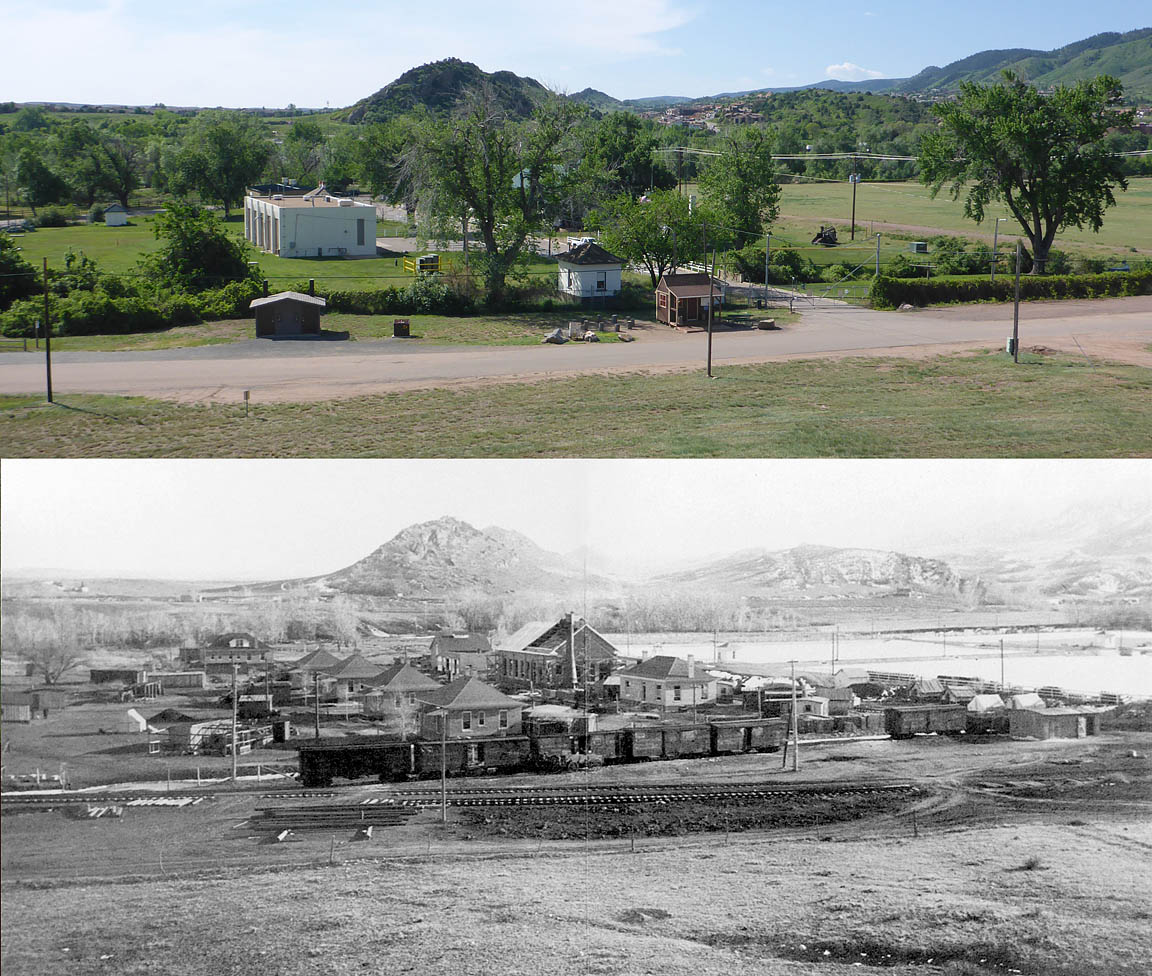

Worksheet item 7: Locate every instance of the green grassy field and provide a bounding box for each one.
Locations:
[2,350,1148,458]
[773,178,1152,255]
[9,215,565,291]
[2,310,654,351]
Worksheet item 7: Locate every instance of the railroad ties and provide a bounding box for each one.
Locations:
[370,781,917,810]
[251,797,421,834]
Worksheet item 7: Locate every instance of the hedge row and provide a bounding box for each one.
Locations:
[0,279,263,337]
[869,269,1152,309]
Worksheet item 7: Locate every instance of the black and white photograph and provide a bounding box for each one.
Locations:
[1,459,1149,974]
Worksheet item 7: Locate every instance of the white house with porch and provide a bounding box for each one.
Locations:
[555,241,625,300]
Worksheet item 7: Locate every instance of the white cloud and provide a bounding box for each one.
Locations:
[825,61,884,81]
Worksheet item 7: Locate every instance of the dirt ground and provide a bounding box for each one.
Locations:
[2,733,1150,975]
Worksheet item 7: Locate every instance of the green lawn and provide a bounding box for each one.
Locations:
[6,310,654,351]
[2,351,1148,458]
[10,215,567,292]
[773,178,1152,255]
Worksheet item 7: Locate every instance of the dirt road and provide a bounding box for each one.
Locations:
[1,296,1148,402]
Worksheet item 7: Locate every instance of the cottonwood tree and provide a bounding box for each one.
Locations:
[699,126,780,246]
[919,72,1132,274]
[3,603,85,684]
[587,189,700,286]
[139,203,259,291]
[164,110,270,217]
[404,86,583,305]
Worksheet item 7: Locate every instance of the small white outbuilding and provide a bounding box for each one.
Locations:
[555,241,625,300]
[104,204,128,226]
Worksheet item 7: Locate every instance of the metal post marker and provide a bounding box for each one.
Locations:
[244,390,250,418]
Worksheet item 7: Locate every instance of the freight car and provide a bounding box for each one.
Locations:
[298,718,787,787]
[884,704,968,739]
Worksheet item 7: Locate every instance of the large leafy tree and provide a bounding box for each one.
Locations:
[0,231,38,309]
[698,126,780,246]
[53,121,112,208]
[404,86,582,305]
[16,148,68,213]
[164,110,270,217]
[139,203,260,291]
[919,72,1131,274]
[587,189,700,287]
[281,117,325,183]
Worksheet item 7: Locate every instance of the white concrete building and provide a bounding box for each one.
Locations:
[555,241,625,300]
[243,187,376,259]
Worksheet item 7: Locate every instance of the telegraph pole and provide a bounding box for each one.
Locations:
[764,232,771,306]
[706,248,717,378]
[850,157,858,241]
[440,709,448,824]
[231,664,239,782]
[789,660,799,772]
[42,258,53,403]
[1013,241,1022,364]
[314,670,321,738]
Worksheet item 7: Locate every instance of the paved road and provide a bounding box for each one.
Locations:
[1,297,1148,403]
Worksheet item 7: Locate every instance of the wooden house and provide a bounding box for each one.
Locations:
[555,241,625,300]
[364,663,443,735]
[616,655,717,711]
[1009,707,1100,740]
[430,634,494,679]
[498,613,620,692]
[655,273,724,326]
[325,653,384,701]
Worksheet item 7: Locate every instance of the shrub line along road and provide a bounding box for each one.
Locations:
[0,296,1148,403]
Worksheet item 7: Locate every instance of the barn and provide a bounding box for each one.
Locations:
[250,292,327,338]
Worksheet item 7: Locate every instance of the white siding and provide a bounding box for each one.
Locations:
[557,261,623,298]
[243,196,377,259]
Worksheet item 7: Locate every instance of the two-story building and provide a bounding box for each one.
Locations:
[364,662,443,735]
[497,614,620,693]
[430,634,494,679]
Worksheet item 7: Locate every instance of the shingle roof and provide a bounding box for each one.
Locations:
[555,241,625,266]
[418,676,520,710]
[432,634,492,655]
[208,632,268,650]
[369,662,443,692]
[293,646,342,671]
[250,291,327,310]
[656,273,722,299]
[325,653,384,681]
[621,655,713,683]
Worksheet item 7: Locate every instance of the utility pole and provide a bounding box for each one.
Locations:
[706,248,717,379]
[231,664,239,782]
[789,660,799,772]
[850,157,858,241]
[314,670,321,738]
[875,234,881,278]
[1000,638,1005,690]
[991,218,1006,282]
[42,258,52,403]
[440,709,448,824]
[1011,240,1022,364]
[764,232,771,307]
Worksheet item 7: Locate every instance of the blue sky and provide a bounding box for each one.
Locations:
[5,1,1150,106]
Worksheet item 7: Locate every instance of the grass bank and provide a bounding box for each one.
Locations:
[2,350,1149,457]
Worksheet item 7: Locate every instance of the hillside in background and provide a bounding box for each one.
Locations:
[340,58,550,123]
[893,28,1152,96]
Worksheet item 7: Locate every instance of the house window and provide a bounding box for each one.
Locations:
[348,681,355,693]
[701,685,709,699]
[673,685,681,701]
[596,271,607,291]
[394,694,402,707]
[656,685,662,697]
[356,218,365,247]
[462,711,472,730]
[477,710,486,727]
[641,684,647,701]
[499,709,508,729]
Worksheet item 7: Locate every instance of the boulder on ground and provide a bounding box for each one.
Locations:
[543,328,568,344]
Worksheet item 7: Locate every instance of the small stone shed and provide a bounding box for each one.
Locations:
[250,291,326,338]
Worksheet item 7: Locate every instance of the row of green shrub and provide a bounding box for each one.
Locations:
[869,269,1152,308]
[0,278,265,336]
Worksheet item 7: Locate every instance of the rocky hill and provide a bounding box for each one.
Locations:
[652,544,977,597]
[303,517,597,597]
[340,58,550,124]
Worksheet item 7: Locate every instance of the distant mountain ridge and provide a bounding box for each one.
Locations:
[338,30,1149,124]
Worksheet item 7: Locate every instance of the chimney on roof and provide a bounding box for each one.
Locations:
[640,648,649,661]
[687,654,695,678]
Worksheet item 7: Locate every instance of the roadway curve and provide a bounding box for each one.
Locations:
[1,296,1148,403]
